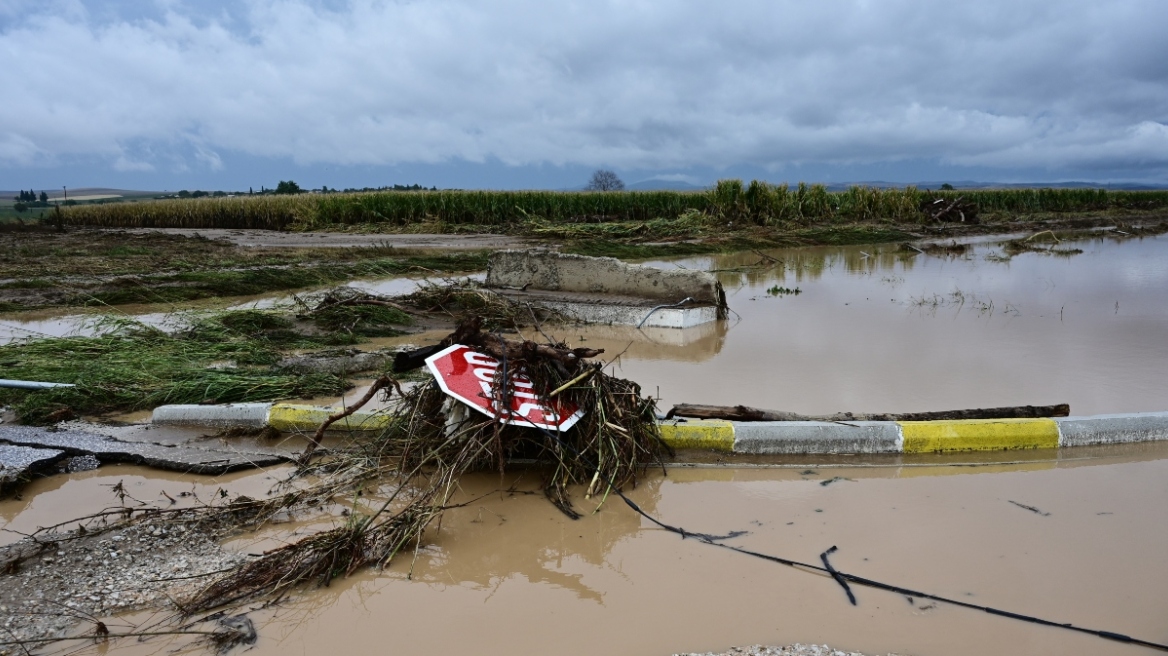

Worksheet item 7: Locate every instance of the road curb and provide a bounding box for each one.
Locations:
[152,404,1168,454]
[657,413,1168,454]
[152,402,390,433]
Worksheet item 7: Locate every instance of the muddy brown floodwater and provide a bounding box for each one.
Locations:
[346,233,1168,417]
[566,233,1168,416]
[5,444,1166,656]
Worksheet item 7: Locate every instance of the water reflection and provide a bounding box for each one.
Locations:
[624,233,1168,415]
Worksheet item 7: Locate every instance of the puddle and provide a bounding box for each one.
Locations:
[0,464,290,547]
[13,443,1167,656]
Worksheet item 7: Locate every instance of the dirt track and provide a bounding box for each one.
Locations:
[121,228,534,250]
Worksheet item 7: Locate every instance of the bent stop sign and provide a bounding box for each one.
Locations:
[424,344,584,431]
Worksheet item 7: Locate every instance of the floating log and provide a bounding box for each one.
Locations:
[665,403,1070,422]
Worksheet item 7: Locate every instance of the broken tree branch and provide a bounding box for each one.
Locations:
[300,374,403,462]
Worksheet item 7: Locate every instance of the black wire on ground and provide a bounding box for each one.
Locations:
[530,424,1168,653]
[820,545,856,605]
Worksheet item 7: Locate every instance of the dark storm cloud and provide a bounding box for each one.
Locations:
[1,0,1166,180]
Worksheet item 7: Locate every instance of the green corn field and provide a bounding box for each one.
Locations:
[58,182,1168,230]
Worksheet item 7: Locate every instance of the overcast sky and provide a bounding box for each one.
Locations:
[2,0,1166,190]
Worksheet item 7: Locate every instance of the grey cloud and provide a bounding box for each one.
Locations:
[1,0,1166,178]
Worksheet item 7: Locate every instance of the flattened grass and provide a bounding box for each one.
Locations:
[0,306,411,424]
[0,228,491,311]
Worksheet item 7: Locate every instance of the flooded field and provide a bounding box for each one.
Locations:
[585,232,1168,415]
[3,231,1168,655]
[318,232,1168,416]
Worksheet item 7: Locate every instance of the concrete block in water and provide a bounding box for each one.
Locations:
[733,421,902,454]
[1055,412,1168,446]
[486,250,726,308]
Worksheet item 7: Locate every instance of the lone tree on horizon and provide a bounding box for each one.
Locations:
[586,169,624,191]
[275,180,303,195]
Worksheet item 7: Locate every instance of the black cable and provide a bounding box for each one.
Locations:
[530,424,1168,653]
[820,545,856,605]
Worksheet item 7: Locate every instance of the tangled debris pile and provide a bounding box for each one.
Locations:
[183,316,665,612]
[1002,230,1085,257]
[919,193,978,223]
[0,313,667,648]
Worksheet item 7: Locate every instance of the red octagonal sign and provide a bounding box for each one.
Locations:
[425,344,584,431]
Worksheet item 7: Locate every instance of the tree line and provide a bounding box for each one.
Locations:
[13,190,48,203]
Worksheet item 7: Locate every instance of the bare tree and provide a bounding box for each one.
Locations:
[586,169,625,191]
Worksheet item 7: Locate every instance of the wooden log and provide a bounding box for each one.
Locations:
[664,404,805,421]
[666,403,1070,422]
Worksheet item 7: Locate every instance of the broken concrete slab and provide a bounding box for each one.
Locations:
[0,425,288,475]
[0,443,65,489]
[486,250,728,327]
[487,249,726,306]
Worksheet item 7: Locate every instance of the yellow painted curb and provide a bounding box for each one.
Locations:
[658,420,735,451]
[268,403,390,432]
[899,418,1059,453]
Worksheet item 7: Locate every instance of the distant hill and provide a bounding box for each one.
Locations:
[1,187,162,201]
[626,178,705,191]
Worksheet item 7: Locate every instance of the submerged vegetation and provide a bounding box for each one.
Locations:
[54,182,1168,231]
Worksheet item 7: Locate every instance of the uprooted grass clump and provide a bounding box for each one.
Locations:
[180,319,665,612]
[295,288,412,338]
[398,279,565,329]
[0,306,393,424]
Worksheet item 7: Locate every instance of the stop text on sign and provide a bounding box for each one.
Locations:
[424,344,584,431]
